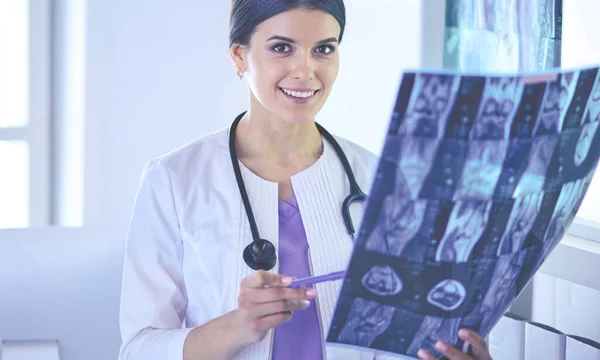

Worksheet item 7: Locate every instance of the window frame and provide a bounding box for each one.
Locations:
[0,0,53,227]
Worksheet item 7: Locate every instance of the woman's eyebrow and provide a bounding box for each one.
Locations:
[316,37,338,45]
[266,35,296,43]
[266,35,339,45]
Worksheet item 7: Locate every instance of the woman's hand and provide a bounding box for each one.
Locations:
[234,270,316,345]
[418,329,493,360]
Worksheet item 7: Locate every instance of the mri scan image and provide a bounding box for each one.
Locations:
[361,265,404,296]
[335,298,396,348]
[469,76,523,140]
[435,200,493,263]
[427,279,467,311]
[364,194,428,257]
[584,72,600,123]
[497,192,545,256]
[398,201,457,264]
[513,135,557,197]
[545,179,586,242]
[395,73,460,138]
[406,316,465,357]
[453,140,508,200]
[533,72,578,136]
[398,136,442,198]
[575,121,600,166]
[364,158,429,256]
[327,67,600,358]
[468,201,516,259]
[476,249,530,334]
[418,141,470,201]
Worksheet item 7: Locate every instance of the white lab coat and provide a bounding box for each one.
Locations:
[118,126,410,360]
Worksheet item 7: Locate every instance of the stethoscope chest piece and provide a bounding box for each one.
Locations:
[243,239,277,271]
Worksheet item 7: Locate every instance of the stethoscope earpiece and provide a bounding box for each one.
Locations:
[243,239,277,271]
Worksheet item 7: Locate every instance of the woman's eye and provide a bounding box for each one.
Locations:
[315,45,335,54]
[272,43,291,53]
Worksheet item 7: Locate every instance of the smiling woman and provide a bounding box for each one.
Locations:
[229,4,342,125]
[117,1,493,360]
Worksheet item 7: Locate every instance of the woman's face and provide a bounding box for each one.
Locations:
[231,8,341,124]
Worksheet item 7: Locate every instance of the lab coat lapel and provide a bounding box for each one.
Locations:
[291,140,356,353]
[234,160,279,360]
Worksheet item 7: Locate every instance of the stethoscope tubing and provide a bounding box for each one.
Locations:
[228,111,368,270]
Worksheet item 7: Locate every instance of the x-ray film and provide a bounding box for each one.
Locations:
[326,67,600,359]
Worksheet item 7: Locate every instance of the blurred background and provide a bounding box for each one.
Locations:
[1,0,600,359]
[0,0,424,232]
[1,0,599,231]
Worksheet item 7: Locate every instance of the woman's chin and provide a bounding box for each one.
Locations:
[276,92,326,123]
[277,108,320,125]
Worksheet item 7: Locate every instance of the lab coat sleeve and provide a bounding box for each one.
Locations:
[118,159,193,360]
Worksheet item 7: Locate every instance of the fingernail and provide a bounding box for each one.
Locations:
[302,300,310,307]
[306,288,316,297]
[282,277,293,285]
[435,341,448,352]
[417,349,428,359]
[459,329,469,338]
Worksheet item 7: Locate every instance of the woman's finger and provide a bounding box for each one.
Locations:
[433,341,472,360]
[458,328,491,360]
[242,286,316,304]
[417,349,438,360]
[241,270,294,289]
[253,311,294,332]
[245,299,311,318]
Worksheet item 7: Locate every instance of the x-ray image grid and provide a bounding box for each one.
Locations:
[326,67,600,359]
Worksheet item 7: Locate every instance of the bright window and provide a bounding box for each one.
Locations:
[0,0,52,228]
[0,1,28,128]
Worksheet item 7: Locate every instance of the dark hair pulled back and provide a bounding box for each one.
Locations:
[229,0,346,47]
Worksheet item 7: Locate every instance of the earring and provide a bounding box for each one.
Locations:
[237,69,244,80]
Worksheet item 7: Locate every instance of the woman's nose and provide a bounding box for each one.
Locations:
[291,52,315,81]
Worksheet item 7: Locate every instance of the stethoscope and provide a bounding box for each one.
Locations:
[228,111,368,271]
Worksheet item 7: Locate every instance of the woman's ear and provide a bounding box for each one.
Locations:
[230,44,247,76]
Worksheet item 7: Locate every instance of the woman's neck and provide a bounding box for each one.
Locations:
[234,109,323,166]
[233,105,324,200]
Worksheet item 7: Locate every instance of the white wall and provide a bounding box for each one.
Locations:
[561,0,600,69]
[82,0,424,228]
[317,0,425,154]
[84,0,245,228]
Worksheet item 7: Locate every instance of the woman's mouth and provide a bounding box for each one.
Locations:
[279,87,319,101]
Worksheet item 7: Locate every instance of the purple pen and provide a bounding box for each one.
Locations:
[288,270,346,288]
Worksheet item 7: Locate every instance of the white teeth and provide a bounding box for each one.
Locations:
[281,88,316,99]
